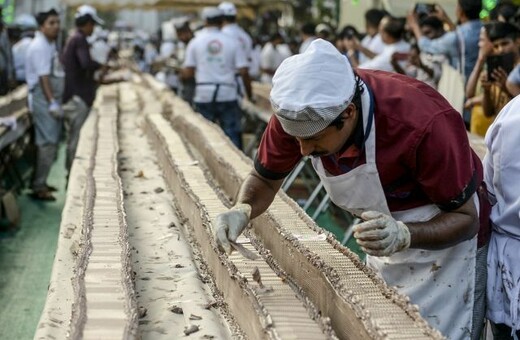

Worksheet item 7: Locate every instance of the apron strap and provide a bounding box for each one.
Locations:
[360,84,376,164]
[196,82,236,103]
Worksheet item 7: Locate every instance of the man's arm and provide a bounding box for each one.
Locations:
[408,11,456,57]
[354,195,479,256]
[75,38,102,71]
[407,196,479,249]
[238,66,253,101]
[236,169,283,219]
[39,75,56,102]
[214,169,283,253]
[466,28,493,98]
[180,67,195,80]
[181,40,196,81]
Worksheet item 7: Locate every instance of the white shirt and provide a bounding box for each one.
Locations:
[184,27,248,103]
[221,23,252,67]
[13,36,32,82]
[249,44,262,79]
[90,39,111,64]
[358,40,410,73]
[25,32,59,89]
[359,33,385,64]
[484,96,520,237]
[160,41,176,59]
[299,36,316,54]
[260,42,287,84]
[484,95,520,329]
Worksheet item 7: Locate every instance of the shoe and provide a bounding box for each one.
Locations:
[28,190,56,201]
[45,184,58,192]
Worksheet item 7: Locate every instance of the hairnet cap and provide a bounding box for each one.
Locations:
[201,7,223,20]
[76,5,104,25]
[270,39,356,138]
[218,2,237,16]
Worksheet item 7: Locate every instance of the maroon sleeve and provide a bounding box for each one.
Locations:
[412,110,479,210]
[254,115,302,180]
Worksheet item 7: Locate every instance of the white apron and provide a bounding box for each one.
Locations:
[311,85,477,339]
[28,49,64,146]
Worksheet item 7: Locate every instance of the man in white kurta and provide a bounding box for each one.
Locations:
[484,95,520,339]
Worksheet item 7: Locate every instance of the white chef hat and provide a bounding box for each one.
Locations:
[201,7,223,20]
[270,39,356,138]
[218,2,237,16]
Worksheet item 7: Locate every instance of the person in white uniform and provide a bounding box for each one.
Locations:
[359,9,387,64]
[12,14,37,85]
[218,1,253,99]
[181,7,250,148]
[355,16,410,73]
[299,22,317,54]
[25,9,64,201]
[484,95,520,339]
[260,33,288,84]
[213,39,491,339]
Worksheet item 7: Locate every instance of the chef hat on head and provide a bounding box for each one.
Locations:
[218,2,237,16]
[270,39,356,138]
[201,7,223,20]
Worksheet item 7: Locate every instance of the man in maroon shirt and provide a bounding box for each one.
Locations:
[61,5,103,172]
[214,39,490,339]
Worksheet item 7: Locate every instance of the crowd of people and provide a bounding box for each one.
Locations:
[122,0,520,144]
[0,5,118,201]
[1,1,520,339]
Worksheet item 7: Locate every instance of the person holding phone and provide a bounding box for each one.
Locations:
[409,0,481,82]
[391,16,446,89]
[465,21,520,136]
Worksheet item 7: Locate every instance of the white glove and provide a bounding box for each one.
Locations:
[48,99,63,119]
[352,211,411,257]
[214,203,252,254]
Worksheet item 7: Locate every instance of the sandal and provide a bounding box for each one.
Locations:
[28,190,56,201]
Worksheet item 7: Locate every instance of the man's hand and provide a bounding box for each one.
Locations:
[432,4,449,23]
[48,99,63,119]
[478,27,494,62]
[343,37,359,52]
[214,203,252,254]
[353,211,411,257]
[491,67,509,91]
[480,72,493,91]
[406,10,420,32]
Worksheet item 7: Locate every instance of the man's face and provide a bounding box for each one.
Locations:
[84,21,95,36]
[176,29,192,44]
[273,38,283,47]
[41,15,60,40]
[365,24,378,37]
[294,105,358,157]
[492,38,516,55]
[420,25,443,40]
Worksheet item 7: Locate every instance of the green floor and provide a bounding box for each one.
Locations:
[0,147,66,340]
